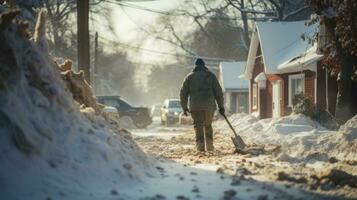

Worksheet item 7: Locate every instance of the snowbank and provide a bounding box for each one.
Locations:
[0,10,152,199]
[215,113,357,162]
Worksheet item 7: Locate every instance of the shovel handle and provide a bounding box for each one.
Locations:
[222,114,239,138]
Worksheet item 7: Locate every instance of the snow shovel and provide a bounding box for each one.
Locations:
[222,114,246,151]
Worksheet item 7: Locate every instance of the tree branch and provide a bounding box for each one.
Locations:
[283,6,309,20]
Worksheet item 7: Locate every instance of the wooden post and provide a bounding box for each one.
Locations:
[93,32,98,92]
[9,0,16,8]
[77,0,90,82]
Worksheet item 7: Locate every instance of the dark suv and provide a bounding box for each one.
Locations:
[97,95,152,128]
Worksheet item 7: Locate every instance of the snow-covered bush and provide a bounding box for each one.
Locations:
[292,94,340,130]
[292,93,316,118]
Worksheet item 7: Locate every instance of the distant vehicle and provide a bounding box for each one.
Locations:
[179,112,193,125]
[97,95,152,128]
[102,106,117,114]
[161,99,182,126]
[151,104,162,117]
[102,106,120,119]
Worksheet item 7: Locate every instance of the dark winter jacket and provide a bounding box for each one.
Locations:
[180,65,224,111]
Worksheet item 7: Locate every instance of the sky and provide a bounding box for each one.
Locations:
[113,0,181,41]
[100,0,183,64]
[96,0,185,90]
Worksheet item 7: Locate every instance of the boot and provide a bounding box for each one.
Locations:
[196,142,205,152]
[206,139,214,151]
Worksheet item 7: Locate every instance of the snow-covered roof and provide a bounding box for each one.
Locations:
[277,44,323,73]
[219,62,248,92]
[254,72,267,82]
[242,21,318,79]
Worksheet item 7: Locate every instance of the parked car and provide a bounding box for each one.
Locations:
[97,95,152,128]
[102,106,120,120]
[151,104,162,117]
[161,99,182,126]
[102,106,119,115]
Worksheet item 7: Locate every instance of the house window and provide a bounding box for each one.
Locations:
[289,74,305,106]
[252,83,258,109]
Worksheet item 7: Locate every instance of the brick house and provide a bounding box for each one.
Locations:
[218,62,249,113]
[240,21,337,119]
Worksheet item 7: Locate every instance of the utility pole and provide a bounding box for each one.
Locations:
[77,0,90,82]
[94,32,99,92]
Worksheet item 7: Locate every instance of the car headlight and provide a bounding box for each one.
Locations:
[174,112,180,115]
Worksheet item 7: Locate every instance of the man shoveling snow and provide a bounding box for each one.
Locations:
[180,58,225,152]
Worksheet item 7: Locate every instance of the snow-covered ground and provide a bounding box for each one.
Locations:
[132,116,357,199]
[117,161,324,200]
[132,117,189,138]
[131,123,317,200]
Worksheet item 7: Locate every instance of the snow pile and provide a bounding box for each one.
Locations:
[215,113,357,162]
[313,115,357,161]
[0,10,152,199]
[339,115,357,140]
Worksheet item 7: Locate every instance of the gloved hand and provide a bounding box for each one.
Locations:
[219,107,225,116]
[183,108,189,116]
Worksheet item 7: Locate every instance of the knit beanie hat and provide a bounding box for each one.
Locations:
[194,58,205,66]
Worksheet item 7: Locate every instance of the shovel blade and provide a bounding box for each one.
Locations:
[231,135,246,150]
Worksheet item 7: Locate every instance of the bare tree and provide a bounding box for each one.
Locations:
[225,0,310,46]
[135,0,247,62]
[43,0,76,54]
[137,0,310,64]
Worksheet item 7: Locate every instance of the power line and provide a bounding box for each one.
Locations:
[106,0,178,16]
[119,5,194,58]
[109,0,246,60]
[98,35,236,61]
[117,6,238,62]
[100,3,318,64]
[119,5,199,57]
[107,0,239,20]
[119,4,152,35]
[97,24,316,65]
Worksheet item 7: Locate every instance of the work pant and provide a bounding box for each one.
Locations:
[191,110,215,151]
